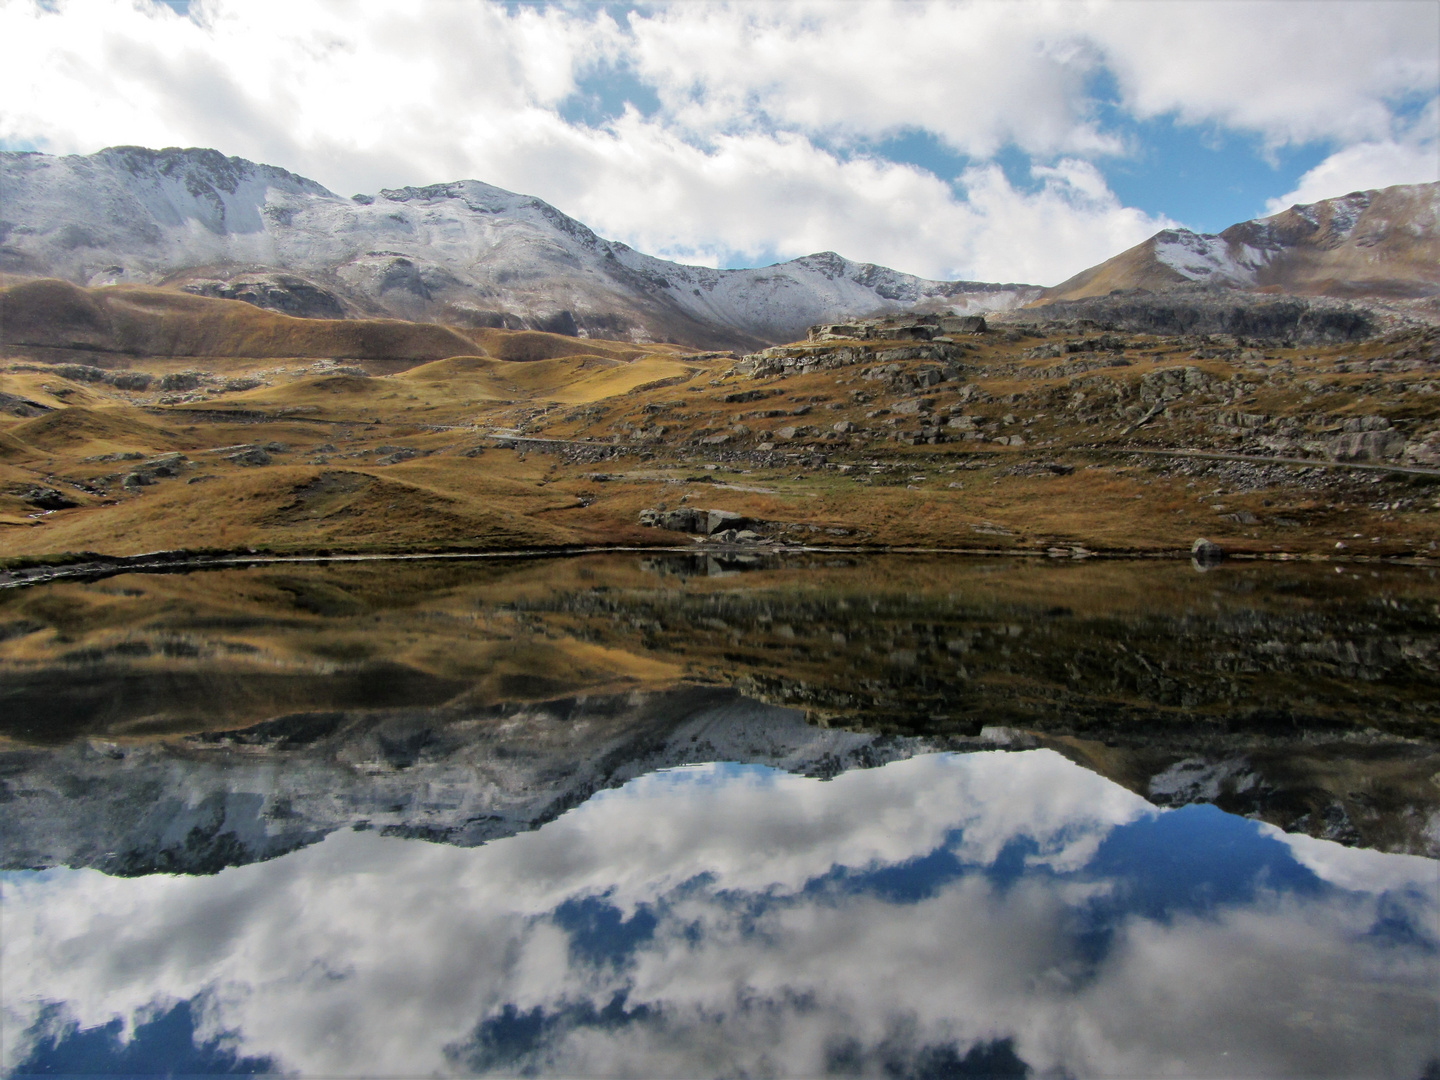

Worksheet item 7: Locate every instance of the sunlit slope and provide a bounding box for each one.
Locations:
[1,278,482,362]
[1039,182,1440,303]
[463,330,653,363]
[3,463,583,555]
[1,279,694,388]
[2,406,183,459]
[210,355,700,422]
[397,354,699,403]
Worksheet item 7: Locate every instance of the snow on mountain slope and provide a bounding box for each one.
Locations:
[1040,182,1440,304]
[0,147,1040,349]
[0,687,943,874]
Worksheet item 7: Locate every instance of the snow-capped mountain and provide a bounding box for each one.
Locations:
[1041,182,1440,304]
[0,687,947,875]
[0,147,1040,349]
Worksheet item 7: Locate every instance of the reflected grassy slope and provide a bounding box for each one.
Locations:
[2,555,1437,855]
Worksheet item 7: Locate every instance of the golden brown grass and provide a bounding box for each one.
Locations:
[1,278,484,362]
[3,307,1438,561]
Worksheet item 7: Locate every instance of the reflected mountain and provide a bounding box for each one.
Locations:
[2,554,1439,871]
[2,687,948,876]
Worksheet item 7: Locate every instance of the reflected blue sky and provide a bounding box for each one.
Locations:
[3,751,1437,1078]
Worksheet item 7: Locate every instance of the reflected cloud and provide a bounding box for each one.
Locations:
[4,751,1436,1078]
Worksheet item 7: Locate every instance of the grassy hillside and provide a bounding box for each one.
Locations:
[0,278,685,367]
[2,297,1439,562]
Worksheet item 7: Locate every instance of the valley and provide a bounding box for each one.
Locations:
[3,277,1440,569]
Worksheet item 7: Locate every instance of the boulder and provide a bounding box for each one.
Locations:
[658,508,705,533]
[141,452,187,477]
[159,371,204,392]
[22,486,77,510]
[1328,430,1405,462]
[227,447,272,467]
[807,323,866,342]
[1341,415,1393,432]
[1402,434,1440,467]
[939,316,986,334]
[706,509,746,535]
[1191,538,1224,569]
[893,398,934,416]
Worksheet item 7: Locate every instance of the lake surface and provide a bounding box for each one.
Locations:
[2,555,1438,1077]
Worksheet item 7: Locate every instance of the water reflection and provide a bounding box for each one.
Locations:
[3,555,1439,1076]
[4,751,1437,1078]
[3,554,1439,856]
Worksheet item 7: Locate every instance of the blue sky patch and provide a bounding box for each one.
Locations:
[560,62,662,128]
[1087,803,1327,920]
[14,998,275,1076]
[552,894,659,967]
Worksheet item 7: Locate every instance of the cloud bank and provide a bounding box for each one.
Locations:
[4,752,1436,1077]
[0,0,1435,283]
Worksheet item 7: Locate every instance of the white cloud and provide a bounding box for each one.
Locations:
[622,1,1120,159]
[621,0,1438,155]
[3,752,1435,1078]
[0,0,1434,282]
[1086,0,1439,147]
[479,118,1171,282]
[1266,139,1440,213]
[953,160,1176,283]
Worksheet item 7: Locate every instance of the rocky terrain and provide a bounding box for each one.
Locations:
[0,146,1038,350]
[4,273,1440,563]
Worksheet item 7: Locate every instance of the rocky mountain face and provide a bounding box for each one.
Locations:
[4,680,1434,876]
[0,147,1040,350]
[0,687,951,875]
[1041,182,1440,304]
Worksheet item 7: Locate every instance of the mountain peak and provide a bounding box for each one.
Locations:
[94,144,336,198]
[1039,181,1440,305]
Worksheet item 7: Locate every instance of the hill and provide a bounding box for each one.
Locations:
[1040,183,1440,304]
[0,278,668,368]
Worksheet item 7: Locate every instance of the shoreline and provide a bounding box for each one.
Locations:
[3,539,1434,590]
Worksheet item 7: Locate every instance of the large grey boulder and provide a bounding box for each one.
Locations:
[939,315,986,334]
[1191,538,1224,569]
[1328,420,1405,462]
[706,510,746,535]
[659,508,705,533]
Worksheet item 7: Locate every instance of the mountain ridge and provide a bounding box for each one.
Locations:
[4,146,1436,351]
[0,146,1039,350]
[1038,181,1440,305]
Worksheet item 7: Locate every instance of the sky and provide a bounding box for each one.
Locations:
[0,0,1436,286]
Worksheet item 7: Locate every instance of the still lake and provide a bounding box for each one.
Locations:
[1,554,1437,1078]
